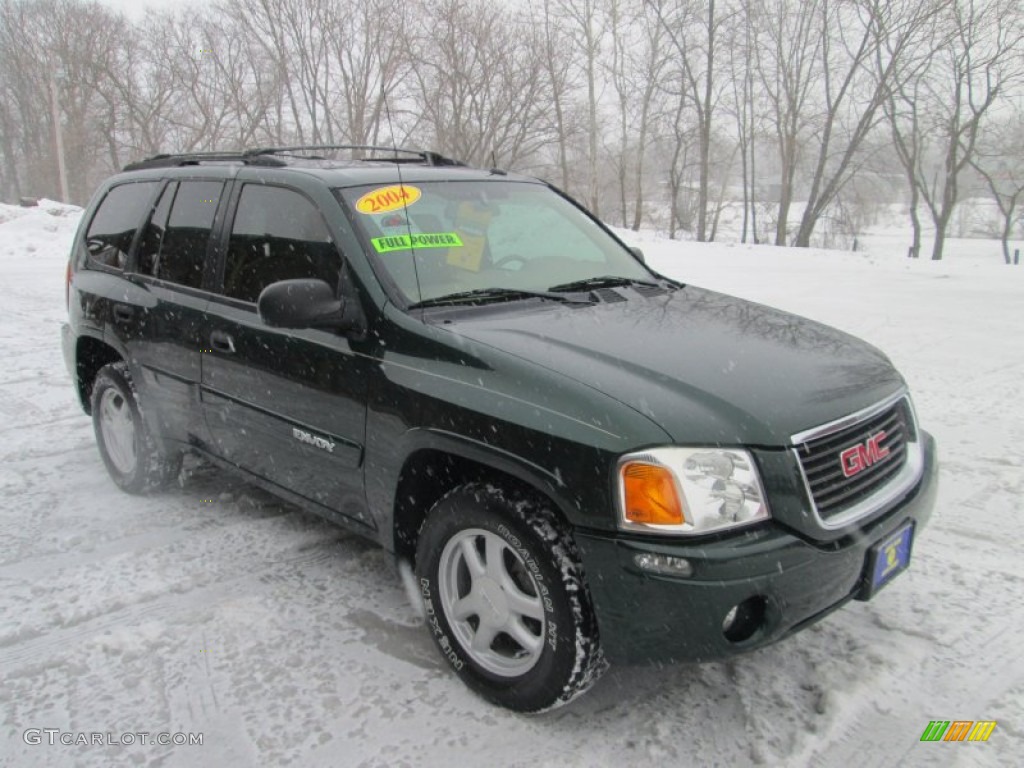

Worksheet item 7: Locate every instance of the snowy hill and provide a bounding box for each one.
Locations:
[1,202,1021,767]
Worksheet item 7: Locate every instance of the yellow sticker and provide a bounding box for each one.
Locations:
[448,202,492,272]
[355,185,421,214]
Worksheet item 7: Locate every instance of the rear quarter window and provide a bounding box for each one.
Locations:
[82,182,158,270]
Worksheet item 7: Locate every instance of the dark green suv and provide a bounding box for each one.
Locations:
[61,146,937,712]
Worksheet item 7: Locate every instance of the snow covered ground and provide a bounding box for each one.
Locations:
[1,201,1021,767]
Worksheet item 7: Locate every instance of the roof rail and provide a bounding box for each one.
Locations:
[244,145,466,166]
[122,145,466,172]
[122,151,286,171]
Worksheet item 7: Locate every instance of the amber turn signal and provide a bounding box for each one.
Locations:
[621,462,686,526]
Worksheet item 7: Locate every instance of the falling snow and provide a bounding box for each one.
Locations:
[1,201,1021,767]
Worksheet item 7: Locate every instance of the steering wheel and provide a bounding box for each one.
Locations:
[492,254,528,271]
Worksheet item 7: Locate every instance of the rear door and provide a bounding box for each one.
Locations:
[124,178,228,448]
[200,180,371,524]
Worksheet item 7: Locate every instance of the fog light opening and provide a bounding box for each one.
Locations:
[722,596,766,643]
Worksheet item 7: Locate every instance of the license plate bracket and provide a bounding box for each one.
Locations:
[859,521,914,599]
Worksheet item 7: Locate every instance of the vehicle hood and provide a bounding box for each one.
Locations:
[439,285,904,446]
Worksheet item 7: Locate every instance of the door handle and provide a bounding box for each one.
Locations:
[210,331,236,354]
[112,305,134,322]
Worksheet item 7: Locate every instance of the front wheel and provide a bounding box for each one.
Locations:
[415,483,605,712]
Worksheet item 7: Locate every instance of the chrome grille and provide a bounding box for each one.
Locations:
[795,397,915,522]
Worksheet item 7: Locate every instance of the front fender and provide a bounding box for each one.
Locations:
[389,426,576,528]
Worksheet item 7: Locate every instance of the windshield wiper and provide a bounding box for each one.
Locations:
[408,287,594,310]
[547,275,662,293]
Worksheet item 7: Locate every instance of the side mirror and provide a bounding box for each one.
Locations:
[258,279,358,331]
[629,246,645,264]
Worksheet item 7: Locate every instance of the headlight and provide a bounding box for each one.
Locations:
[617,447,770,535]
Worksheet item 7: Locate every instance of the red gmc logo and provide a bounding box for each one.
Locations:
[840,431,890,478]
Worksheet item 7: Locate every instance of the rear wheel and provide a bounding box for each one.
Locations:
[415,483,605,712]
[91,362,180,493]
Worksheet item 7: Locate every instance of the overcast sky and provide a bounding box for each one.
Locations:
[95,0,190,20]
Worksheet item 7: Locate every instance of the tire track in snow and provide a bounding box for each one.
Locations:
[0,510,291,582]
[794,622,1021,768]
[0,536,356,671]
[790,572,1022,766]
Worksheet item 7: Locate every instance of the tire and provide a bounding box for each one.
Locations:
[90,361,180,494]
[415,482,606,712]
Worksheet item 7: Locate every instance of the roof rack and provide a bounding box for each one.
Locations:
[245,145,465,167]
[123,145,465,172]
[122,151,287,171]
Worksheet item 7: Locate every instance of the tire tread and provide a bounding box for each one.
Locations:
[91,361,180,493]
[417,481,607,712]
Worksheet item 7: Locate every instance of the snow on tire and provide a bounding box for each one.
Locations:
[90,361,180,494]
[415,482,606,712]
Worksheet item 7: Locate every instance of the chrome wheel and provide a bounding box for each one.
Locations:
[98,388,137,476]
[438,528,546,677]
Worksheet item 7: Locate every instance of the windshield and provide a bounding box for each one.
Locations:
[337,180,652,305]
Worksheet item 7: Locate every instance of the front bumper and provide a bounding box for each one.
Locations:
[576,431,938,664]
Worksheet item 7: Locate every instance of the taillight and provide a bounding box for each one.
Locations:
[65,259,72,310]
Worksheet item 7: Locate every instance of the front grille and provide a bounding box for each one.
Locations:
[795,398,914,521]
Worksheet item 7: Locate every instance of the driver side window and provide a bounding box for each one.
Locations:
[223,185,341,303]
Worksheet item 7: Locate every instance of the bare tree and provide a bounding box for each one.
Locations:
[554,0,606,216]
[532,0,579,191]
[723,2,761,243]
[93,16,180,158]
[203,14,282,146]
[970,110,1024,263]
[791,0,946,247]
[662,95,698,239]
[887,0,1023,260]
[606,0,669,229]
[325,0,413,147]
[408,0,557,168]
[4,0,1024,264]
[0,0,129,201]
[752,0,822,246]
[217,0,323,144]
[646,0,729,241]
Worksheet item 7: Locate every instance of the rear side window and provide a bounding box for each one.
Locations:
[138,180,223,289]
[222,185,340,303]
[83,182,157,270]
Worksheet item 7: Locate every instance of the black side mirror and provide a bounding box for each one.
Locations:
[629,246,645,264]
[258,279,359,331]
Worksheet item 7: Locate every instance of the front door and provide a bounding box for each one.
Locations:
[199,182,370,525]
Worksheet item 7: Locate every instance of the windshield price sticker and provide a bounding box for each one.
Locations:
[355,185,421,214]
[372,232,464,253]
